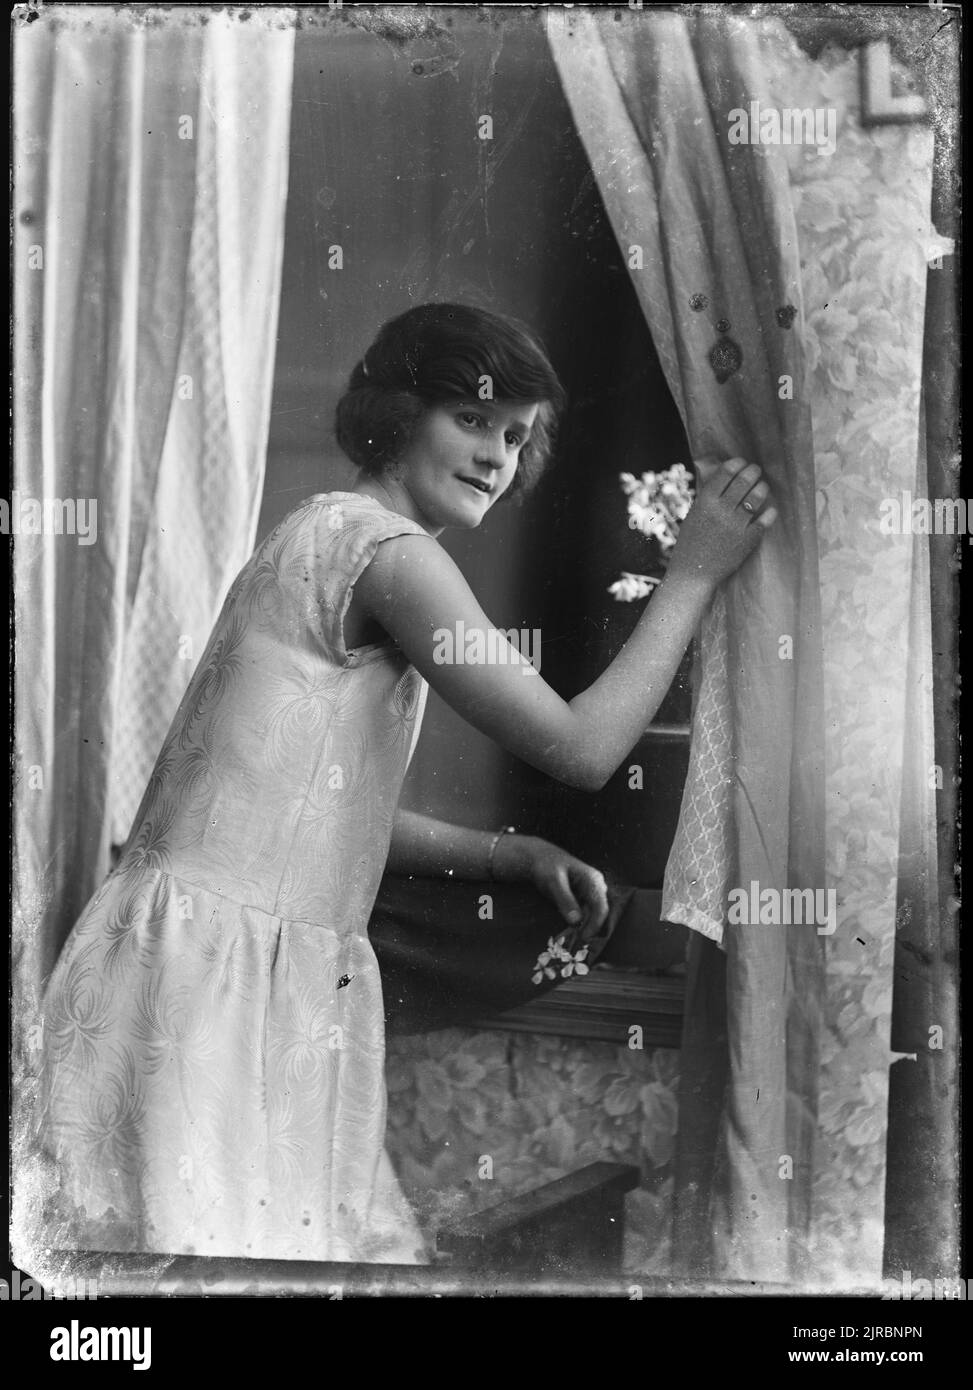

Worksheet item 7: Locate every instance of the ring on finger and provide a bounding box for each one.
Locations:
[742,499,755,513]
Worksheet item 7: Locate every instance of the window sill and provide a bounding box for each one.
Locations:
[470,965,684,1048]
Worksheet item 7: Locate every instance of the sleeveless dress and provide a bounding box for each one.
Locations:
[38,493,432,1263]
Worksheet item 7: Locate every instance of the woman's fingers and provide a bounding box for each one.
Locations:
[573,865,610,935]
[717,457,775,510]
[744,479,770,511]
[548,867,583,924]
[531,843,610,933]
[718,456,753,490]
[672,454,777,584]
[721,461,764,506]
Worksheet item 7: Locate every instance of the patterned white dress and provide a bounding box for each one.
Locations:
[39,494,431,1263]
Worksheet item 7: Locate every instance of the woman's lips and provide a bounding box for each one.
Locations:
[457,475,492,496]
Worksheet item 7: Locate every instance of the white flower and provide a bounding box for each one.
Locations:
[611,463,694,601]
[608,572,660,603]
[628,502,670,540]
[531,932,592,985]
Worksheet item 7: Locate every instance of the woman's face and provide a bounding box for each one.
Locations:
[388,398,540,534]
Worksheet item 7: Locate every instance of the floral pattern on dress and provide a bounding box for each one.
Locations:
[38,494,433,1264]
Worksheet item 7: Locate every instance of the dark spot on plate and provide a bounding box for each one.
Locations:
[709,337,743,384]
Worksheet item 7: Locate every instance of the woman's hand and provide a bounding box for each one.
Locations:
[666,456,778,590]
[496,835,610,940]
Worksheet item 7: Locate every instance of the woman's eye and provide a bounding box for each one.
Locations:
[459,413,480,428]
[506,434,523,449]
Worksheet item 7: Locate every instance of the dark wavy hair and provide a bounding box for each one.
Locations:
[334,302,566,500]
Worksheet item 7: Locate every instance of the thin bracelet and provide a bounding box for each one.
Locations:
[487,825,517,881]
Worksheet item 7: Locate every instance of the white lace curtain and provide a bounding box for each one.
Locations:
[13,9,295,1002]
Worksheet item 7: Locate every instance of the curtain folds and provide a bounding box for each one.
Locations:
[13,9,294,1105]
[549,8,823,1284]
[550,8,941,1287]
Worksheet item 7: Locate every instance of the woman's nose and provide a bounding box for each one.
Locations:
[474,432,507,468]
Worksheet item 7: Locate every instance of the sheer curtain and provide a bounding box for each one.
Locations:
[550,8,939,1286]
[13,8,294,1234]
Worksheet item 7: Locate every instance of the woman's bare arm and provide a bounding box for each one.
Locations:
[386,809,532,880]
[356,458,775,791]
[386,808,611,929]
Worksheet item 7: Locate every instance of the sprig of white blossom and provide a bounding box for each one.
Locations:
[607,571,661,602]
[531,933,591,986]
[609,463,695,602]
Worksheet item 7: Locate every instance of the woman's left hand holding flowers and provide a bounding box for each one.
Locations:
[496,834,610,941]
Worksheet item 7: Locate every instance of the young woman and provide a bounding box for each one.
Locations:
[38,303,775,1265]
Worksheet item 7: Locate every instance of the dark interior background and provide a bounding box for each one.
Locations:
[259,9,692,889]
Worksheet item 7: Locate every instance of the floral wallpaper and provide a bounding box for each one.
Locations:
[385,1026,679,1276]
[762,30,936,1283]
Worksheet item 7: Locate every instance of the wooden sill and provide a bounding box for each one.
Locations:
[470,966,684,1048]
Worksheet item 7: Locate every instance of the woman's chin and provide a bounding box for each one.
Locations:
[418,487,492,531]
[443,500,488,530]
